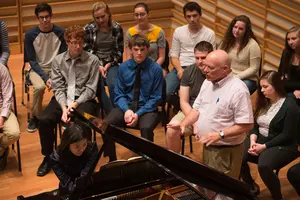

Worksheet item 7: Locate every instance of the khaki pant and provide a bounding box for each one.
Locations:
[0,111,20,155]
[203,143,244,179]
[29,70,49,118]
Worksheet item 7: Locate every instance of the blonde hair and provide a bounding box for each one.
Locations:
[92,1,112,26]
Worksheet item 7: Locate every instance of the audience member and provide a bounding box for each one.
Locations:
[84,1,123,111]
[166,2,215,99]
[125,2,167,77]
[49,123,98,196]
[240,71,299,200]
[218,15,261,95]
[0,21,10,66]
[25,3,67,133]
[169,50,253,179]
[165,41,213,153]
[288,162,300,197]
[37,25,99,177]
[99,35,163,161]
[0,63,20,171]
[278,25,300,106]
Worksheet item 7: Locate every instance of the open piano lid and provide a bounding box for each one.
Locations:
[70,109,254,200]
[17,109,254,200]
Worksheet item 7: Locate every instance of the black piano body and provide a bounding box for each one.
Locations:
[18,110,254,200]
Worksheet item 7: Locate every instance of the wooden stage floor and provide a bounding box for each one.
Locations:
[0,54,299,200]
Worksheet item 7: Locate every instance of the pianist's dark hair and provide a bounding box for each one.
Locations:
[58,122,91,154]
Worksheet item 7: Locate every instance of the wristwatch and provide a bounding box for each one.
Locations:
[219,130,225,139]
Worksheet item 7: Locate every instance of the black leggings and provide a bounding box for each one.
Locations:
[240,137,298,200]
[288,162,300,196]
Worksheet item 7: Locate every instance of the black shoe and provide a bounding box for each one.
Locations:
[0,148,9,171]
[250,181,260,197]
[27,117,39,133]
[37,156,51,176]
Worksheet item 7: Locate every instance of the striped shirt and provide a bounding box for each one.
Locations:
[0,21,10,66]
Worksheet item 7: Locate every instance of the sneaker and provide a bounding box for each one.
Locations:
[27,117,38,132]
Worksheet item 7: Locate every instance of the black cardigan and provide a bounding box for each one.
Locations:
[250,97,299,151]
[49,141,98,195]
[278,49,300,93]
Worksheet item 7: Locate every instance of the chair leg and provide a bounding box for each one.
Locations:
[181,137,185,155]
[93,130,96,142]
[13,90,18,117]
[54,126,58,149]
[275,169,280,176]
[26,86,30,122]
[189,135,193,153]
[17,140,22,172]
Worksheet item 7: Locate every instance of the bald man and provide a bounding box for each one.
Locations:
[169,50,253,179]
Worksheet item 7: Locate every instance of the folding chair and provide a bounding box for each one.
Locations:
[21,49,32,122]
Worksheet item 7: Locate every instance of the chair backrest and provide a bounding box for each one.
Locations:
[161,40,170,72]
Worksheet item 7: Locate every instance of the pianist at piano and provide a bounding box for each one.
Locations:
[48,122,98,196]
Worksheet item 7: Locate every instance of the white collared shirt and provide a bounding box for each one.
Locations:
[193,74,254,145]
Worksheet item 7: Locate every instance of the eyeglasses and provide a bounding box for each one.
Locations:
[134,12,147,18]
[68,40,83,46]
[38,15,50,20]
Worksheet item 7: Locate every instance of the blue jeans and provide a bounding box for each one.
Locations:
[105,65,118,105]
[165,68,180,99]
[243,79,257,95]
[97,77,113,114]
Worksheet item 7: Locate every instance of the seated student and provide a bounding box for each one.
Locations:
[165,41,213,153]
[37,25,99,177]
[125,2,167,77]
[49,122,98,196]
[218,15,261,94]
[278,25,300,106]
[99,35,163,161]
[25,3,67,132]
[288,162,300,197]
[0,20,10,66]
[0,63,20,171]
[166,2,215,99]
[84,1,123,111]
[240,71,299,200]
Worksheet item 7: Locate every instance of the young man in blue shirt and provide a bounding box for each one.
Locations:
[103,34,163,161]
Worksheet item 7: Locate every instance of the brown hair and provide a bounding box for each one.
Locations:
[128,34,150,49]
[92,1,112,27]
[254,70,286,120]
[219,15,258,55]
[279,25,300,77]
[64,25,85,42]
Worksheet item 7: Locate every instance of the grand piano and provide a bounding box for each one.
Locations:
[18,110,255,200]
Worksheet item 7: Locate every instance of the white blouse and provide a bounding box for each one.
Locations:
[257,98,285,137]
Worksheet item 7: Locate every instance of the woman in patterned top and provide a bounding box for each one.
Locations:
[240,71,299,200]
[125,2,167,77]
[84,1,124,110]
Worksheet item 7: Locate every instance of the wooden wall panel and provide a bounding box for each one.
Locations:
[171,0,300,72]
